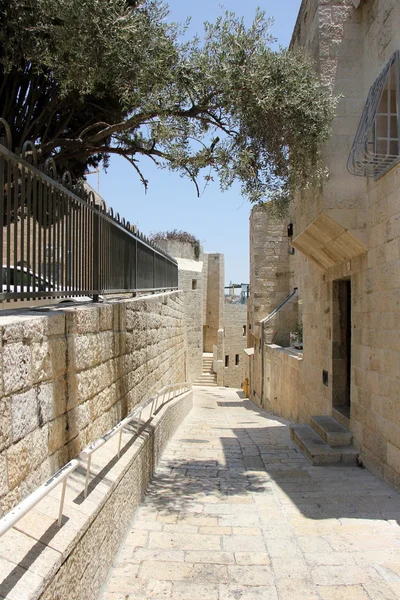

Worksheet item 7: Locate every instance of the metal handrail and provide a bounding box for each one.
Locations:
[0,381,191,538]
[0,459,79,537]
[259,288,298,324]
[0,124,179,305]
[79,382,191,497]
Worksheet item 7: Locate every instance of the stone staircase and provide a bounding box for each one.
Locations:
[290,415,358,466]
[193,355,217,387]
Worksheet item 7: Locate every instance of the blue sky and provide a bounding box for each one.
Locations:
[86,0,302,285]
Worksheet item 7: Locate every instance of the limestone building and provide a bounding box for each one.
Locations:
[156,240,207,383]
[220,302,248,388]
[158,238,247,388]
[248,0,400,491]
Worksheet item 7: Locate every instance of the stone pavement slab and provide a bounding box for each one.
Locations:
[99,387,400,600]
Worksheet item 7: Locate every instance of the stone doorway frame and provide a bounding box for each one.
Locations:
[331,278,352,424]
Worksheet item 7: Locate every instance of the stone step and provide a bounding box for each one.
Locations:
[193,382,218,387]
[310,415,352,447]
[290,424,358,466]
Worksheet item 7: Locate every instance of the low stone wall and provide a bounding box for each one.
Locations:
[42,391,192,600]
[0,389,193,600]
[157,240,200,261]
[262,344,305,422]
[0,291,187,514]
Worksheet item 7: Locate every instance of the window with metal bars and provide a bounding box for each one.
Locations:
[348,51,400,179]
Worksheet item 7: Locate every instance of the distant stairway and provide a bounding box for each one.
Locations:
[193,355,217,387]
[290,415,358,466]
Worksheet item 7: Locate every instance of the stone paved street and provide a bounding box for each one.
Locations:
[99,387,400,600]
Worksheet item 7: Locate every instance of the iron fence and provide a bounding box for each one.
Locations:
[0,119,178,304]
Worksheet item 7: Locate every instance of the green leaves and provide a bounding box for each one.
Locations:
[0,1,336,211]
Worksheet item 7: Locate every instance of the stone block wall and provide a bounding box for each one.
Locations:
[0,291,187,514]
[251,0,400,492]
[291,0,368,245]
[204,254,225,352]
[213,330,225,386]
[157,240,200,261]
[248,206,298,403]
[223,304,247,388]
[291,0,400,491]
[175,258,204,382]
[248,206,294,332]
[263,345,305,422]
[202,254,209,329]
[155,241,204,382]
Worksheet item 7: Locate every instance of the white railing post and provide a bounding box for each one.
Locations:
[150,395,157,418]
[117,428,123,458]
[0,380,190,540]
[58,478,68,526]
[0,459,79,537]
[79,381,189,495]
[84,455,92,499]
[136,410,142,435]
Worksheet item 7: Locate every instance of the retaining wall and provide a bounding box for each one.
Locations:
[0,291,187,515]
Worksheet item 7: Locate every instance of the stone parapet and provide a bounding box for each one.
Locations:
[156,240,202,262]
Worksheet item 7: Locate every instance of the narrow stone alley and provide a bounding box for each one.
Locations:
[100,388,400,600]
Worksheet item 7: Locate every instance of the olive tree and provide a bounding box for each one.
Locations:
[0,0,335,211]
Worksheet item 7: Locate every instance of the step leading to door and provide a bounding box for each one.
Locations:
[310,416,353,447]
[290,424,358,466]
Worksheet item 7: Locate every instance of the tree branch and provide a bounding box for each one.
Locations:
[121,154,148,190]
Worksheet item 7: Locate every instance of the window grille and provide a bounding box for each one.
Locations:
[348,51,400,178]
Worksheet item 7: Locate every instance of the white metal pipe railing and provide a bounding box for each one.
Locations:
[0,381,190,538]
[79,382,190,497]
[0,459,79,537]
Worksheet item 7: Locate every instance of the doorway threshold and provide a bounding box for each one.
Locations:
[332,405,350,430]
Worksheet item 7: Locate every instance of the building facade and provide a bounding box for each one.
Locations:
[248,0,400,490]
[158,239,247,389]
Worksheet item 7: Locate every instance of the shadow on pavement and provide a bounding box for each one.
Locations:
[144,388,400,525]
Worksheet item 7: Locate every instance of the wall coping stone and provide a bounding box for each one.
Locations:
[0,290,182,329]
[266,344,304,362]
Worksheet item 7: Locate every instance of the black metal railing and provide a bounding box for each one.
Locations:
[0,118,178,304]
